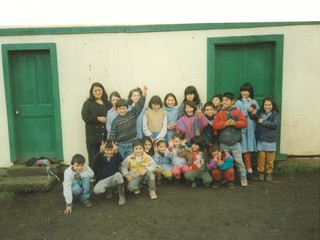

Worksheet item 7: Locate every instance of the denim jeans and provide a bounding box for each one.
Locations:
[220,142,247,179]
[72,177,91,202]
[118,140,134,159]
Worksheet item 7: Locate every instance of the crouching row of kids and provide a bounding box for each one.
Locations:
[63,135,237,214]
[63,138,157,214]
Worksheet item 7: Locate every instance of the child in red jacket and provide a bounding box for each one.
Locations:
[213,92,248,187]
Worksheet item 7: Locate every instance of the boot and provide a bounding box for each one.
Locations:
[265,173,273,182]
[117,183,126,206]
[258,173,264,182]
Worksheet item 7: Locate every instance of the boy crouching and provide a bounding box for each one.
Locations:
[63,154,94,214]
[120,139,157,200]
[93,140,125,206]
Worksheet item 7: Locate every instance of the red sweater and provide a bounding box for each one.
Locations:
[213,107,247,131]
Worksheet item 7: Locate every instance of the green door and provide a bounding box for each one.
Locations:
[207,35,286,159]
[212,43,274,104]
[2,44,64,161]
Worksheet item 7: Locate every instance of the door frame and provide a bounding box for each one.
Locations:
[207,35,286,159]
[1,43,63,161]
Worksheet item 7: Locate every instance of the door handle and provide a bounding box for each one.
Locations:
[15,110,20,115]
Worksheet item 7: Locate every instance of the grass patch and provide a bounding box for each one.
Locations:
[0,191,15,201]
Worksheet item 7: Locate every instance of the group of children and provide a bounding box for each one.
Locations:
[65,83,280,214]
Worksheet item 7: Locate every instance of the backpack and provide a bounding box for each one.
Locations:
[25,157,60,181]
[218,110,242,146]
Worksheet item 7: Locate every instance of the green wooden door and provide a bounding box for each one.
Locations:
[207,35,286,159]
[213,43,274,104]
[10,50,57,160]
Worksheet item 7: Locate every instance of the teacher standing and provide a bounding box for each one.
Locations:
[81,82,112,168]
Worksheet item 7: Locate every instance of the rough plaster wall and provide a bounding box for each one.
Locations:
[0,24,319,166]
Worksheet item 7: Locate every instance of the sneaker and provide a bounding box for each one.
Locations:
[247,172,254,181]
[191,181,197,188]
[82,200,92,208]
[133,189,140,195]
[265,173,273,182]
[240,178,248,187]
[149,189,157,200]
[105,188,113,199]
[226,181,235,189]
[258,173,265,182]
[156,180,162,186]
[211,181,221,189]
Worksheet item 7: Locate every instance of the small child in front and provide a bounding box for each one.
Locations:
[213,92,248,187]
[206,144,235,188]
[184,136,212,187]
[120,139,158,200]
[153,139,173,184]
[165,132,190,180]
[63,154,94,214]
[92,140,125,206]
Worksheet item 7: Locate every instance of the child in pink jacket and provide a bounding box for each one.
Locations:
[174,101,208,145]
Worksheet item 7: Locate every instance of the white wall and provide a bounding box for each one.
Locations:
[0,24,319,166]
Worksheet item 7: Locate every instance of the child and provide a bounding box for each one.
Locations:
[212,93,223,117]
[63,154,94,214]
[142,136,155,157]
[201,102,216,147]
[178,85,203,117]
[92,140,125,206]
[106,91,121,139]
[128,87,147,139]
[109,86,148,159]
[213,92,248,187]
[235,83,259,175]
[206,144,235,189]
[163,93,179,141]
[153,139,173,185]
[249,96,280,181]
[164,132,190,180]
[120,139,157,199]
[143,95,167,142]
[184,136,212,187]
[175,101,208,144]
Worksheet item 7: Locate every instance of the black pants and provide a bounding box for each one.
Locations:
[86,143,100,169]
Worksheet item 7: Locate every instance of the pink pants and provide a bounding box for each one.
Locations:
[211,168,234,181]
[172,164,190,179]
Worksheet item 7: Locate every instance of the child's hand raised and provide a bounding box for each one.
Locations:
[196,108,203,116]
[100,140,107,153]
[112,142,118,153]
[142,86,148,96]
